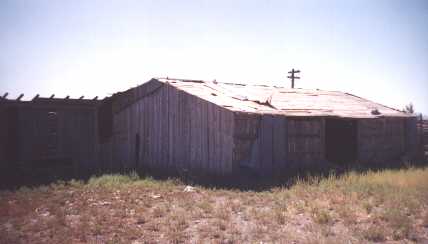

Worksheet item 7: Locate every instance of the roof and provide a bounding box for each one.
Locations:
[155,78,412,119]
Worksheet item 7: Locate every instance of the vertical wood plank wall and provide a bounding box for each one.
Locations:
[94,98,420,177]
[232,112,260,173]
[0,102,98,178]
[405,117,418,158]
[232,114,324,176]
[104,81,235,176]
[16,106,98,174]
[358,118,406,163]
[0,105,9,170]
[287,118,324,169]
[1,87,418,181]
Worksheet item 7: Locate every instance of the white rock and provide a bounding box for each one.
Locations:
[183,186,196,192]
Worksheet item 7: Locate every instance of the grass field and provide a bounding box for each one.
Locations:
[1,167,428,243]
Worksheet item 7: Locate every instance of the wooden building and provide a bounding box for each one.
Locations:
[0,95,99,182]
[98,78,417,176]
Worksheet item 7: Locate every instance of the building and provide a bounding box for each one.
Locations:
[0,95,99,184]
[97,78,417,176]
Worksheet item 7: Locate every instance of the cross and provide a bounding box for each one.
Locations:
[287,69,300,88]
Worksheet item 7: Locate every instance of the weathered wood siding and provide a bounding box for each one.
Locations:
[98,139,114,172]
[0,99,99,182]
[0,104,10,170]
[232,112,261,173]
[98,79,418,176]
[103,80,235,175]
[16,106,98,172]
[357,118,406,163]
[415,117,427,161]
[232,114,324,175]
[287,118,324,169]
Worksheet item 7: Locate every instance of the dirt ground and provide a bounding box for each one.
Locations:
[1,167,428,243]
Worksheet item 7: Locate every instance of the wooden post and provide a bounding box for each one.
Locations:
[16,94,24,101]
[287,69,301,88]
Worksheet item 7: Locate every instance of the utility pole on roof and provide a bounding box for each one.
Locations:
[287,69,300,88]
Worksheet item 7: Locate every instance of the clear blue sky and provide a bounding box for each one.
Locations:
[1,0,427,113]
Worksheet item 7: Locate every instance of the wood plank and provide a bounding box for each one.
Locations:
[214,106,221,174]
[189,94,201,171]
[160,86,169,170]
[260,115,274,175]
[218,107,224,175]
[168,84,175,171]
[152,92,156,168]
[173,86,180,172]
[207,102,214,173]
[198,96,204,172]
[196,96,202,172]
[176,90,183,172]
[272,116,287,173]
[224,109,234,174]
[146,94,152,168]
[201,99,209,173]
[132,103,138,170]
[320,118,325,163]
[183,92,191,172]
[159,89,164,169]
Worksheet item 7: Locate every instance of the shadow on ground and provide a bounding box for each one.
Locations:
[1,158,427,191]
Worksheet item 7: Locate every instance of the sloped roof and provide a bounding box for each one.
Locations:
[156,78,411,118]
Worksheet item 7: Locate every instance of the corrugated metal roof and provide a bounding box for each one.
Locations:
[156,78,412,118]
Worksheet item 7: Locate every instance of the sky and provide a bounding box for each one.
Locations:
[1,0,427,114]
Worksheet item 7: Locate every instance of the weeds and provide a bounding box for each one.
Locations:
[152,205,166,218]
[382,208,412,240]
[197,201,214,216]
[1,167,427,243]
[362,201,373,214]
[312,207,332,225]
[336,205,357,225]
[362,225,387,242]
[87,171,140,188]
[273,206,287,225]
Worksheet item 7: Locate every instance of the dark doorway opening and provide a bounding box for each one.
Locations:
[325,118,358,164]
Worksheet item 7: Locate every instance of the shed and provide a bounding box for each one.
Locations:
[0,96,99,183]
[98,78,417,176]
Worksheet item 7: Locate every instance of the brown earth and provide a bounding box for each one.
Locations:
[1,168,428,243]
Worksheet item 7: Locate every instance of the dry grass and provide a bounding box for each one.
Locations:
[362,225,387,242]
[311,207,332,225]
[1,167,428,243]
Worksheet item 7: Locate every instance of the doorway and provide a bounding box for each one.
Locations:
[325,118,358,164]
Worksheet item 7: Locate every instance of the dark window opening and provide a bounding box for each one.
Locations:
[325,118,358,164]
